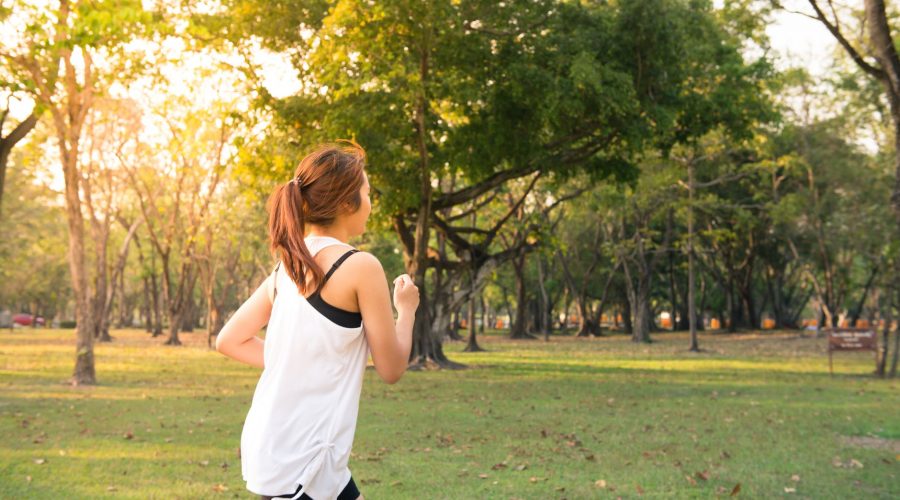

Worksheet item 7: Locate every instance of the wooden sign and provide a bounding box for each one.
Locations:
[826,328,878,375]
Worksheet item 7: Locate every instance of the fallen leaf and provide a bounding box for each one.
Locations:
[784,487,796,493]
[478,473,488,479]
[635,484,644,495]
[695,470,710,481]
[530,477,539,483]
[212,484,228,492]
[123,432,133,440]
[685,474,697,485]
[595,479,607,489]
[199,460,209,467]
[25,476,32,483]
[730,483,741,496]
[33,458,46,465]
[107,486,117,492]
[849,459,863,469]
[514,464,527,471]
[390,480,402,487]
[791,474,800,482]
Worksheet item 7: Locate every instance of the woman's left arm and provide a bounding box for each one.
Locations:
[214,275,273,369]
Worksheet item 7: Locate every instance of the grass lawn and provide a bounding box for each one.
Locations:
[0,327,897,499]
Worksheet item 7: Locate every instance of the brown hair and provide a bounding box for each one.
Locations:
[267,141,367,295]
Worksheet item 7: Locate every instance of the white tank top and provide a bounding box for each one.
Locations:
[241,236,368,499]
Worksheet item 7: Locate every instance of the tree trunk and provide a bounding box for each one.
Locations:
[509,251,533,339]
[0,113,38,222]
[479,295,487,334]
[165,309,182,346]
[206,290,219,349]
[63,152,96,384]
[622,257,652,343]
[687,162,699,351]
[182,293,194,332]
[150,265,163,337]
[727,278,738,333]
[863,3,900,307]
[464,277,484,352]
[631,288,652,343]
[877,292,892,377]
[622,300,633,334]
[849,266,878,327]
[536,256,551,341]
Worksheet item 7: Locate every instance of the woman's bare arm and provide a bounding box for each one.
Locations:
[354,252,418,384]
[214,275,273,369]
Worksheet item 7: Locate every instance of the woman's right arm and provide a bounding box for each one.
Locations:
[214,275,273,369]
[354,252,419,384]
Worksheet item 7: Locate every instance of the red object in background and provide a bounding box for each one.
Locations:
[12,314,45,326]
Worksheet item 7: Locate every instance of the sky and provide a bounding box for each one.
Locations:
[764,6,838,77]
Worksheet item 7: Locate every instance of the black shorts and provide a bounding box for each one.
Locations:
[260,476,360,500]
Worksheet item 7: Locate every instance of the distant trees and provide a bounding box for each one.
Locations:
[0,0,897,380]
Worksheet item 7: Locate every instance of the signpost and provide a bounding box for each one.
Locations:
[827,328,878,376]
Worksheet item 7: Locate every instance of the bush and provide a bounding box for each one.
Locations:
[59,321,77,328]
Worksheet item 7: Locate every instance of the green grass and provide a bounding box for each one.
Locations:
[1,328,897,499]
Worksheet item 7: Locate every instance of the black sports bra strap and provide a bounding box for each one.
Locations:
[321,249,359,286]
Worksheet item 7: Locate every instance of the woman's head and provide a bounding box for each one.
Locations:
[267,141,369,294]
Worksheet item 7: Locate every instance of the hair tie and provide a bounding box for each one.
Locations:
[290,177,303,189]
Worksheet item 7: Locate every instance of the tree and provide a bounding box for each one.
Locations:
[0,96,37,221]
[0,124,70,320]
[0,0,154,384]
[780,0,900,231]
[122,99,239,345]
[229,0,650,365]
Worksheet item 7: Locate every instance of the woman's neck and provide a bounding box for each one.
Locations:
[305,226,350,243]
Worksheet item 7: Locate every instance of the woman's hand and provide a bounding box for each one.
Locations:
[392,274,419,315]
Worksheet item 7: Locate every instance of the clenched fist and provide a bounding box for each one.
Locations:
[392,274,420,315]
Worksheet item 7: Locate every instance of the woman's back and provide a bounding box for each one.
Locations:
[216,142,419,500]
[241,236,367,499]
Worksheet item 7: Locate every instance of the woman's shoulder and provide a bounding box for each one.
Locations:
[343,250,383,273]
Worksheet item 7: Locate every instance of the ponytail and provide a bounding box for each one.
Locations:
[267,141,367,295]
[267,181,324,295]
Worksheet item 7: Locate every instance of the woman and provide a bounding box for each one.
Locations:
[215,142,419,500]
